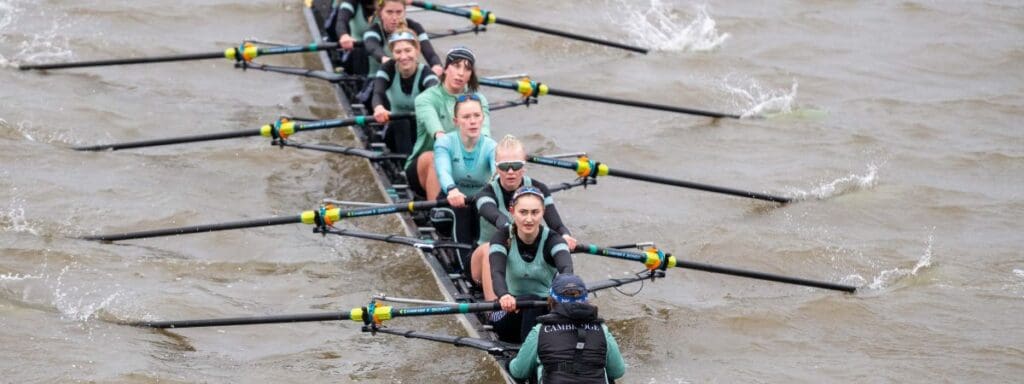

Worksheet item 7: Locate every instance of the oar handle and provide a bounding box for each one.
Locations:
[81,215,301,242]
[74,128,262,151]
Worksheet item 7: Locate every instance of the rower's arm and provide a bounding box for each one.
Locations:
[334,1,357,36]
[545,235,574,274]
[363,26,385,62]
[489,233,511,298]
[414,90,445,137]
[509,325,542,380]
[603,324,627,380]
[474,191,509,229]
[410,20,443,68]
[537,183,572,236]
[479,93,492,137]
[433,135,457,193]
[371,62,393,110]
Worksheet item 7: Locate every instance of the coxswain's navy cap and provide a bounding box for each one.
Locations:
[550,274,588,303]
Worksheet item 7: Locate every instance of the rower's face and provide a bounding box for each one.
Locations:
[380,2,405,32]
[496,147,526,189]
[454,100,483,139]
[444,60,472,90]
[512,195,544,236]
[391,41,418,72]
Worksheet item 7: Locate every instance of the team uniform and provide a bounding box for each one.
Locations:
[489,226,573,342]
[433,133,496,269]
[325,0,374,75]
[406,85,491,197]
[372,60,439,155]
[363,18,442,77]
[475,177,572,246]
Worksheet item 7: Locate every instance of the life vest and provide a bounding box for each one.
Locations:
[536,303,609,384]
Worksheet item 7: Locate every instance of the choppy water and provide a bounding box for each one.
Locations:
[2,0,1022,382]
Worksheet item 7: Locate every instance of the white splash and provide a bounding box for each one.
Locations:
[2,191,39,235]
[0,0,17,32]
[51,265,123,322]
[618,1,729,52]
[11,17,73,66]
[1014,269,1024,280]
[786,164,879,201]
[718,75,800,118]
[865,234,935,290]
[1,272,41,281]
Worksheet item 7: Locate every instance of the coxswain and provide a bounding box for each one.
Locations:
[509,274,626,383]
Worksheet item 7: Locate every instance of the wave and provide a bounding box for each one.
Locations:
[717,75,804,118]
[617,1,729,52]
[785,164,879,201]
[1,191,40,235]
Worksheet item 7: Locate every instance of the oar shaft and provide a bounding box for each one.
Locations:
[137,312,350,328]
[676,260,856,293]
[494,18,647,54]
[74,129,262,151]
[81,215,301,242]
[411,1,647,54]
[18,52,224,70]
[606,168,792,204]
[574,244,856,293]
[545,88,740,119]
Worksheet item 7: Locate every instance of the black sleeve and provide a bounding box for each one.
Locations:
[535,181,572,236]
[489,229,512,298]
[408,20,442,68]
[335,1,356,36]
[371,60,395,109]
[364,23,385,62]
[543,234,574,274]
[474,187,509,230]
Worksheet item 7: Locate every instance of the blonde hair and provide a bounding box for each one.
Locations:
[496,135,526,160]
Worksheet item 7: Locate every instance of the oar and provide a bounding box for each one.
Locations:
[131,300,547,328]
[411,1,647,54]
[574,244,857,293]
[529,155,791,204]
[81,199,454,242]
[479,78,739,119]
[17,42,353,71]
[72,114,410,151]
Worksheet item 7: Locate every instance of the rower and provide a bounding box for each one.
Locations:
[363,0,443,78]
[407,46,491,200]
[327,0,376,75]
[371,27,439,155]
[433,94,496,269]
[509,274,627,383]
[490,186,573,343]
[472,135,577,301]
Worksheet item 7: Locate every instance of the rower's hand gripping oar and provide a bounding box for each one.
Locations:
[574,243,857,293]
[410,1,648,54]
[72,113,411,151]
[80,198,454,242]
[17,41,355,71]
[530,154,791,204]
[129,299,547,329]
[480,77,741,119]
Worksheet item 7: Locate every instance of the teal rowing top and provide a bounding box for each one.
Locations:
[495,226,559,298]
[433,133,496,196]
[408,85,491,168]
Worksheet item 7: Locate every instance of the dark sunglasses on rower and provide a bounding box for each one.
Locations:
[456,93,481,102]
[496,161,525,172]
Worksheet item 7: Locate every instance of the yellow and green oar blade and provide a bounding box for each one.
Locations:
[479,78,740,119]
[72,114,403,151]
[528,155,791,204]
[574,244,857,293]
[18,42,344,71]
[80,198,451,242]
[411,1,648,54]
[131,300,548,329]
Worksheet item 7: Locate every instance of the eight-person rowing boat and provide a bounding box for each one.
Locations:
[14,1,860,382]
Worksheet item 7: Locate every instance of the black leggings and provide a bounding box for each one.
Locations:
[491,294,550,343]
[438,189,478,273]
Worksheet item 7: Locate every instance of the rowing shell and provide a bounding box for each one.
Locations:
[302,2,519,382]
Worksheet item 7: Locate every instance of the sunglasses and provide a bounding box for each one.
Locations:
[496,161,525,172]
[456,93,481,103]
